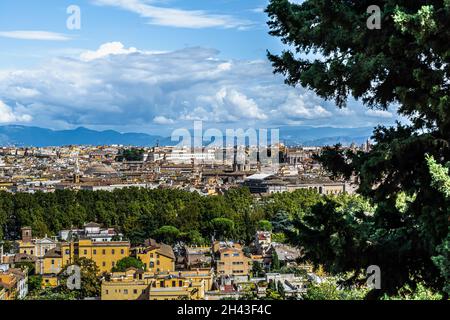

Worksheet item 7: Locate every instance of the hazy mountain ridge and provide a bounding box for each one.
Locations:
[0,125,374,147]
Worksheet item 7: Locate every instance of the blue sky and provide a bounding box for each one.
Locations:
[0,0,399,135]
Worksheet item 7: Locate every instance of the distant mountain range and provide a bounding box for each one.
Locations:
[279,126,374,146]
[0,125,374,147]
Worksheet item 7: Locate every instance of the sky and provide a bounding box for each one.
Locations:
[0,0,400,135]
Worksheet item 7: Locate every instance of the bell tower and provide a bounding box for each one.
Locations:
[21,226,32,242]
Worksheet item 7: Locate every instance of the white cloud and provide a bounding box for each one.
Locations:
[195,87,267,121]
[279,92,332,120]
[153,116,174,125]
[91,0,251,29]
[80,42,139,61]
[0,43,398,132]
[0,100,32,123]
[0,31,70,41]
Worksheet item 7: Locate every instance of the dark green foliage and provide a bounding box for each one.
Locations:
[112,257,145,272]
[28,275,42,293]
[152,225,181,244]
[211,218,235,240]
[303,280,367,300]
[59,257,101,299]
[0,188,321,246]
[257,220,273,231]
[252,261,265,277]
[271,250,281,271]
[115,148,145,162]
[266,0,450,298]
[277,280,286,298]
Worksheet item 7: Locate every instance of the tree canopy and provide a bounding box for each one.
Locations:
[112,257,145,272]
[266,0,450,298]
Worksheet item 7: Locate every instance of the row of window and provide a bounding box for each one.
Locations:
[223,253,240,257]
[23,248,49,255]
[105,288,144,295]
[218,261,244,265]
[152,280,184,288]
[104,280,186,295]
[64,248,126,255]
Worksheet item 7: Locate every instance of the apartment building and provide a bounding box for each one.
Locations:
[213,242,251,278]
[101,268,213,300]
[60,239,130,273]
[133,239,175,273]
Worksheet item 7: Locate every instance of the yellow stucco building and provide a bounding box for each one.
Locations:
[133,239,175,273]
[213,242,251,277]
[101,268,214,300]
[41,239,130,276]
[61,239,130,273]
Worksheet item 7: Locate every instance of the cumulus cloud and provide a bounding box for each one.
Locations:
[278,92,332,120]
[0,42,398,133]
[0,30,70,41]
[0,100,32,123]
[92,0,251,29]
[80,42,139,61]
[195,88,267,122]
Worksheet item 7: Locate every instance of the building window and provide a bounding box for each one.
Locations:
[172,281,176,287]
[156,260,160,266]
[51,259,55,265]
[150,253,153,258]
[112,249,115,254]
[65,249,70,255]
[150,262,154,268]
[179,281,183,287]
[31,250,34,255]
[121,249,124,254]
[105,290,109,295]
[93,250,96,255]
[124,289,128,295]
[133,289,137,294]
[160,281,164,288]
[102,249,106,255]
[102,262,106,267]
[84,250,87,255]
